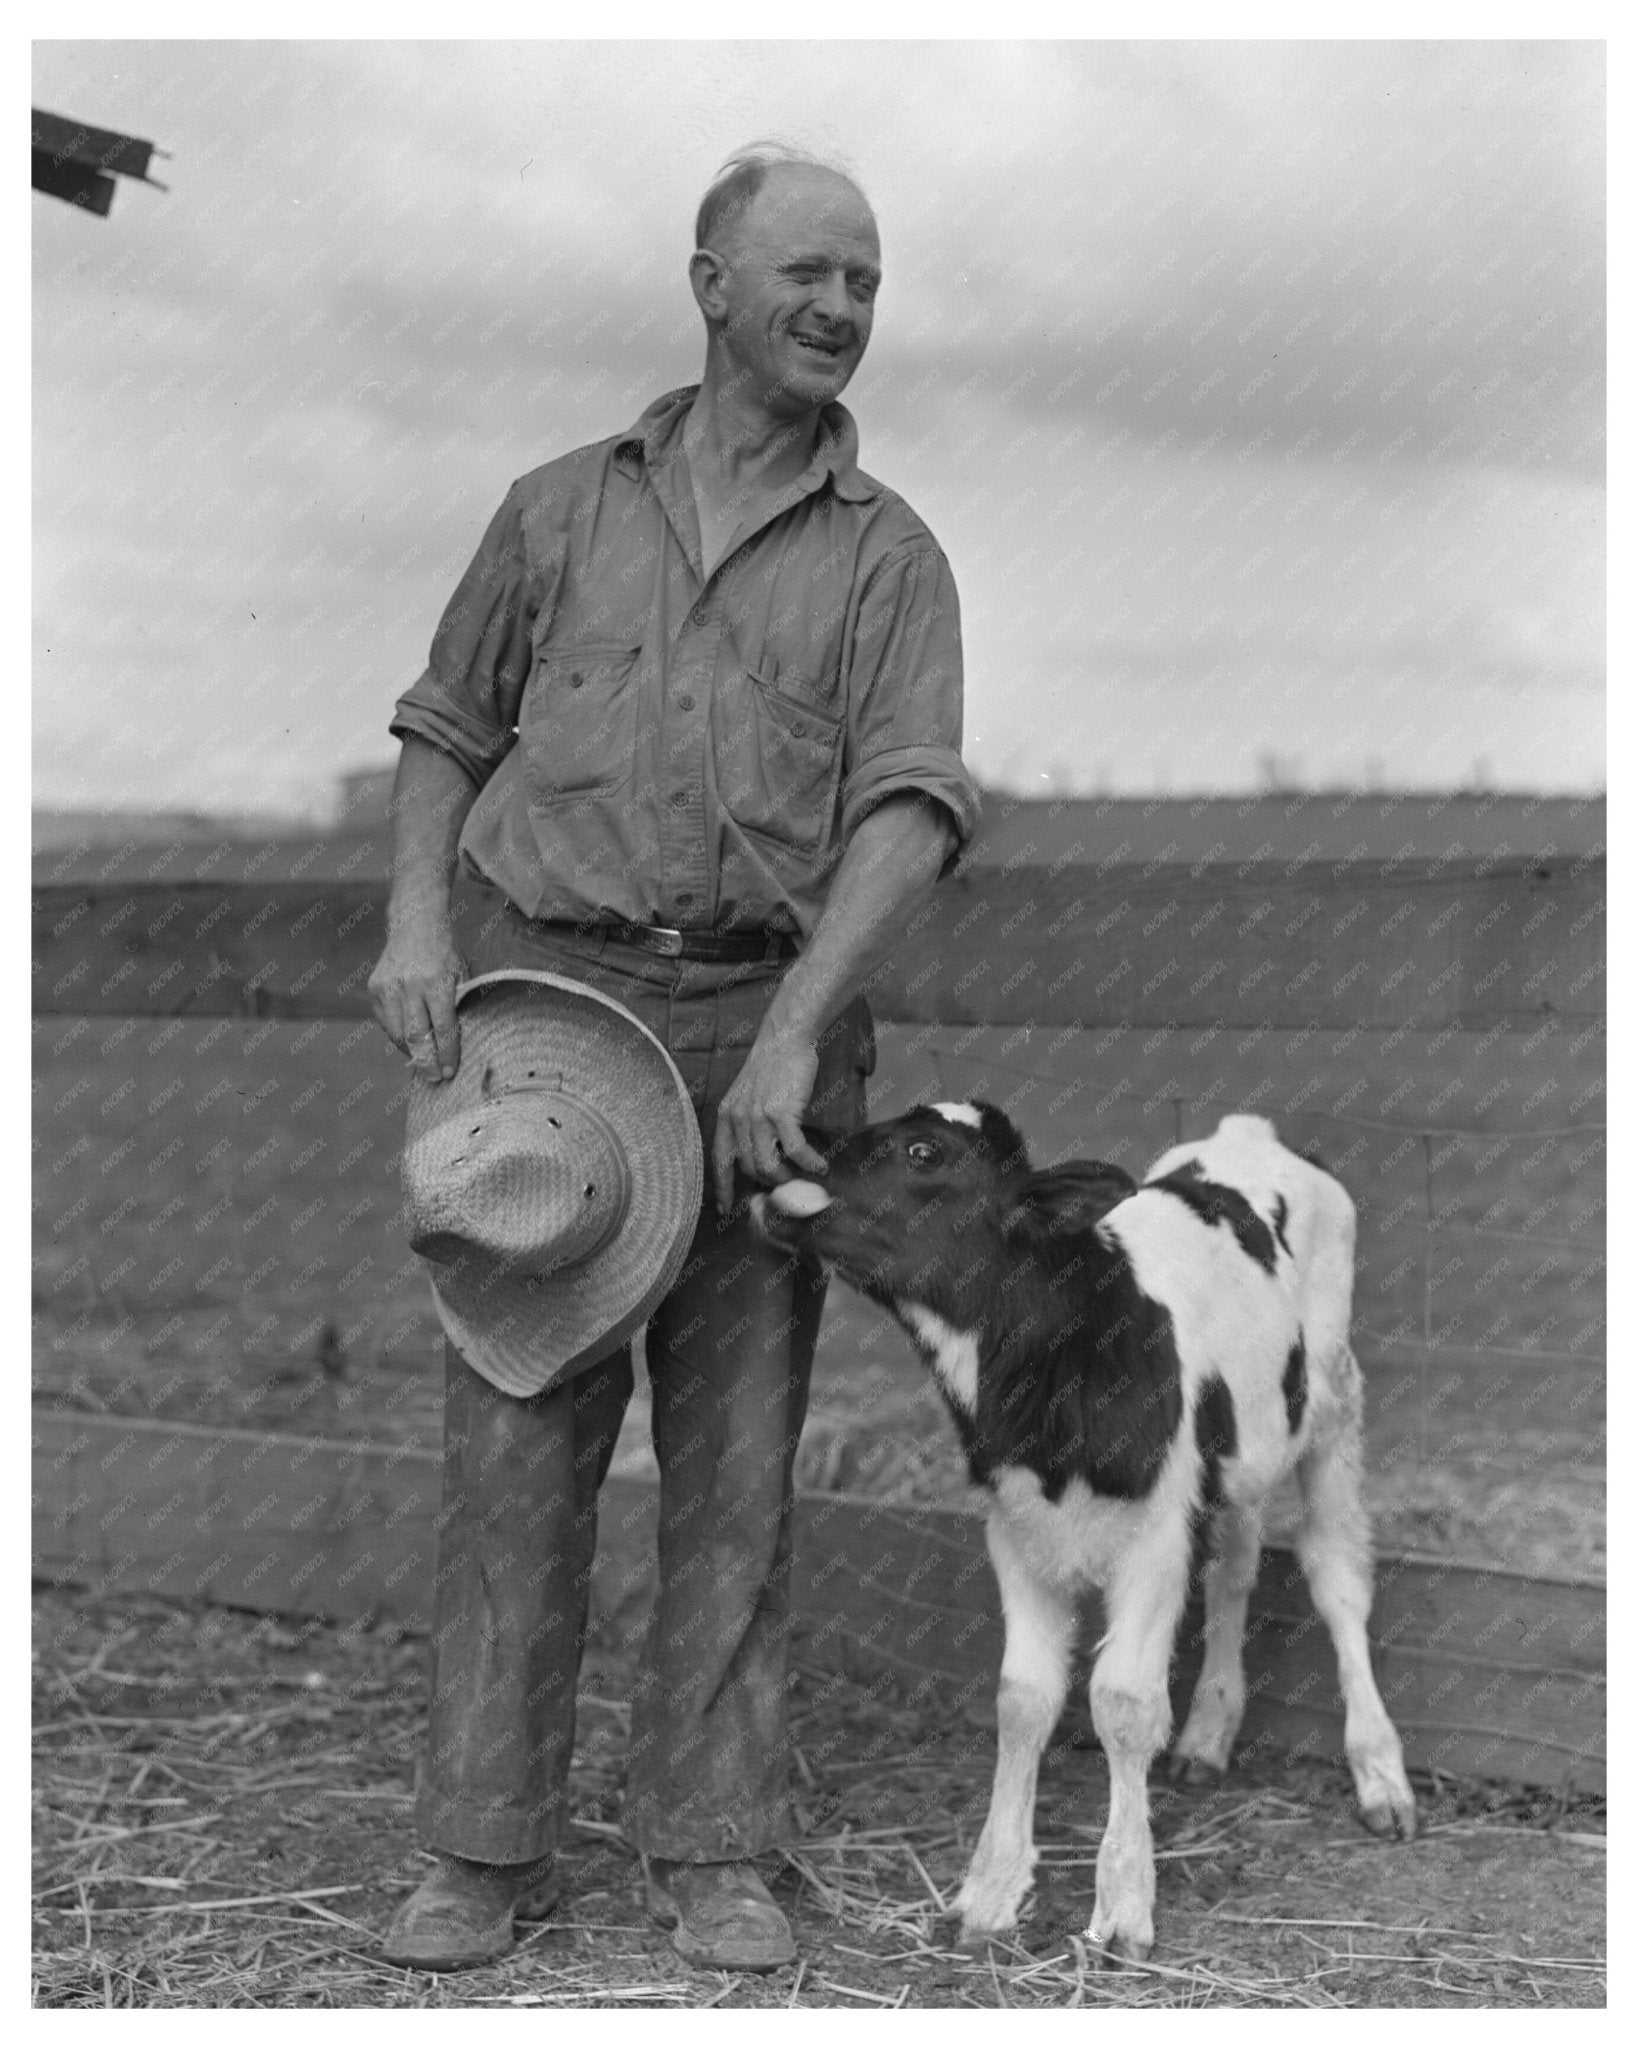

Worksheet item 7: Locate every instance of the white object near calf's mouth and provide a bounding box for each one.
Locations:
[767,1178,837,1219]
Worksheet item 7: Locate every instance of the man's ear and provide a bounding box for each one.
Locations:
[689,248,730,322]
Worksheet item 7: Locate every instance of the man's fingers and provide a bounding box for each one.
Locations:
[426,983,462,1079]
[714,1106,785,1212]
[711,1046,825,1211]
[367,978,402,1053]
[371,969,462,1080]
[773,1112,828,1178]
[384,998,416,1062]
[743,1113,787,1189]
[404,995,447,1080]
[368,936,463,1076]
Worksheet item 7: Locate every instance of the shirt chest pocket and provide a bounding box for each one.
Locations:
[521,643,643,803]
[718,666,845,854]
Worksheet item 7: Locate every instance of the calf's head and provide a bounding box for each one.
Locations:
[753,1098,1142,1337]
[751,1100,1032,1321]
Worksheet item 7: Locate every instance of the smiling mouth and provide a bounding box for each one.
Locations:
[792,333,846,359]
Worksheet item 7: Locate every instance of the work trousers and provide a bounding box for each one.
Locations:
[414,878,872,1863]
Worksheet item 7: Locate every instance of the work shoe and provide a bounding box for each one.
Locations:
[645,1856,797,1972]
[381,1852,562,1971]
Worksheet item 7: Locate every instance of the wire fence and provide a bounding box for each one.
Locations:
[33,984,1605,1580]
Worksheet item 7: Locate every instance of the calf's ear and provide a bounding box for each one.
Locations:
[1005,1161,1139,1239]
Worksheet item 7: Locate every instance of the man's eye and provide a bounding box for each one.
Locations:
[907,1141,939,1166]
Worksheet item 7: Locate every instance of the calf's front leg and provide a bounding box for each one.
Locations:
[1086,1524,1192,1962]
[955,1517,1075,1943]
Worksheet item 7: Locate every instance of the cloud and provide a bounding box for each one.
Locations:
[32,39,1603,808]
[858,42,1602,475]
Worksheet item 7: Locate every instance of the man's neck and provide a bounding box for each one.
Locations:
[681,371,828,579]
[682,373,823,495]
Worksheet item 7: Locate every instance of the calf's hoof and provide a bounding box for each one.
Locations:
[955,1890,1025,1949]
[957,1914,1022,1951]
[1352,1746,1419,1841]
[953,1862,1031,1947]
[1167,1751,1225,1786]
[1359,1787,1419,1841]
[1085,1920,1153,1967]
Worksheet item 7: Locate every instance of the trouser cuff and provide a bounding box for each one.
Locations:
[417,1789,564,1868]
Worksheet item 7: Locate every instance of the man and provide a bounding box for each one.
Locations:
[369,141,981,1973]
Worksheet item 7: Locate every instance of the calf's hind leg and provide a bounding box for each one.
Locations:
[1295,1380,1417,1839]
[955,1518,1075,1942]
[1170,1501,1262,1781]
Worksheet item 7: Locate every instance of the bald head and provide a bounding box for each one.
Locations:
[695,143,874,260]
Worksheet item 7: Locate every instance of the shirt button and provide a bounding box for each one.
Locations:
[676,693,696,712]
[791,720,806,737]
[676,890,695,907]
[670,789,689,808]
[569,671,584,689]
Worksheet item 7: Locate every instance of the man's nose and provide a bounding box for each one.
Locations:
[810,270,853,329]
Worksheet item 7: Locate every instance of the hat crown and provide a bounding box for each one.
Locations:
[400,968,705,1398]
[405,1088,631,1277]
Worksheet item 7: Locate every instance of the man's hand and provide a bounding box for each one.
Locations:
[711,1025,830,1215]
[369,737,482,1083]
[368,918,465,1082]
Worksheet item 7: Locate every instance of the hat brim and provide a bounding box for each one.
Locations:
[404,970,704,1397]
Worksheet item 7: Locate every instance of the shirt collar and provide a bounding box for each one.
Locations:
[613,384,881,504]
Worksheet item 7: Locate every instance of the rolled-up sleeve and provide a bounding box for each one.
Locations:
[839,541,983,874]
[389,482,546,789]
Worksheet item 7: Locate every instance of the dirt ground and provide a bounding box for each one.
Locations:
[33,1584,1605,2010]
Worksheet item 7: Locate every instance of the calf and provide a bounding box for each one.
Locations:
[752,1104,1415,1961]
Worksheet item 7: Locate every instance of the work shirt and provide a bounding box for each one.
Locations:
[389,385,981,940]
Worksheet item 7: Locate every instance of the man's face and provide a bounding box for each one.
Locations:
[706,166,881,417]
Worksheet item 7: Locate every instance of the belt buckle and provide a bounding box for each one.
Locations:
[643,924,685,957]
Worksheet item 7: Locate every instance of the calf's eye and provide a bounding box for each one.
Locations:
[907,1140,940,1166]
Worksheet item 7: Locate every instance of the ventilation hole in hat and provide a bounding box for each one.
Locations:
[548,1116,561,1128]
[585,1183,595,1198]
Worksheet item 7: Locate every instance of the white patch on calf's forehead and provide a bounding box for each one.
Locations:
[929,1101,983,1129]
[900,1303,980,1414]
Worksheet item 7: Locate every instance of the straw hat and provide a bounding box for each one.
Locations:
[402,970,703,1397]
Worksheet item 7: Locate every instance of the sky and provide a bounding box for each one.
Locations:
[32,39,1605,817]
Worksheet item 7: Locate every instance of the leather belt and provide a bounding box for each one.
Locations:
[557,920,799,963]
